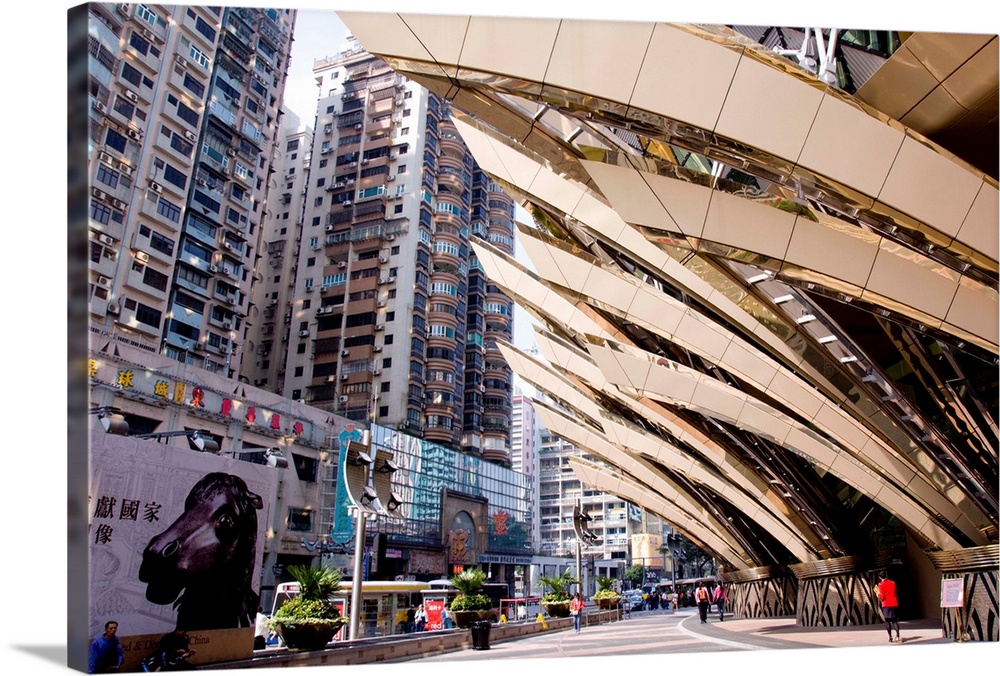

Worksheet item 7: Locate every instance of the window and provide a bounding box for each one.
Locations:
[96,165,120,189]
[287,507,312,532]
[194,15,216,42]
[189,45,210,69]
[182,73,205,98]
[90,200,111,225]
[105,128,128,154]
[121,62,142,88]
[168,132,193,158]
[142,266,169,291]
[175,101,199,127]
[134,302,162,328]
[286,139,300,152]
[162,163,187,190]
[129,31,150,56]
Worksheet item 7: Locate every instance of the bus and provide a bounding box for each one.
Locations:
[271,579,430,639]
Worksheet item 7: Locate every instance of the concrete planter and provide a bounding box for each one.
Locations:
[272,618,348,650]
[541,601,571,618]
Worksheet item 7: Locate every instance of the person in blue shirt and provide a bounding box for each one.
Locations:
[88,620,124,673]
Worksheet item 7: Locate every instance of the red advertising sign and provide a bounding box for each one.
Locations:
[424,599,445,631]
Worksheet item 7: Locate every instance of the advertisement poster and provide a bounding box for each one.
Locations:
[424,598,445,631]
[88,431,277,670]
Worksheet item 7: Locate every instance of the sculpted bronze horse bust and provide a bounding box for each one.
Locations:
[138,473,263,630]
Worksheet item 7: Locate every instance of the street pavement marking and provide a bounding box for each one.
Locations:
[677,615,764,651]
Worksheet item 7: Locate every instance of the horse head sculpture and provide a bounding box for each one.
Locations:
[138,472,263,630]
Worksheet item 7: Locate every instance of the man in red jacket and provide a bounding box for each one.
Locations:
[875,571,901,643]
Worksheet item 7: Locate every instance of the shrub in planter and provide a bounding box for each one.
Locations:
[539,570,577,618]
[449,569,494,628]
[269,565,348,650]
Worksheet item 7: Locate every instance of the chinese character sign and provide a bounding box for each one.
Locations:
[87,429,276,645]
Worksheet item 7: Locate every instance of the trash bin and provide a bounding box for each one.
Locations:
[470,620,491,650]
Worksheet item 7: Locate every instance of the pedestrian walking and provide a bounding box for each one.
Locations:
[695,582,711,623]
[875,571,901,643]
[661,590,669,612]
[441,606,453,629]
[570,592,585,633]
[88,620,124,673]
[712,584,727,621]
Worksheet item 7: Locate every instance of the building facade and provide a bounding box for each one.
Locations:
[87,4,295,379]
[247,41,517,465]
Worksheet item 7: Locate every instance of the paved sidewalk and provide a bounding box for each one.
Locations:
[679,611,953,650]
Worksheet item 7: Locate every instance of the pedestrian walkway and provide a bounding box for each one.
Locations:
[417,606,965,663]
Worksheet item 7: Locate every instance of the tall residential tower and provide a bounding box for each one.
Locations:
[248,42,517,465]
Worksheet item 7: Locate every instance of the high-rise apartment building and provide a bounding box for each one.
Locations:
[244,109,314,393]
[87,4,295,377]
[511,393,540,546]
[252,42,516,465]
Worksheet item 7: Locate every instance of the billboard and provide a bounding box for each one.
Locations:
[87,431,277,669]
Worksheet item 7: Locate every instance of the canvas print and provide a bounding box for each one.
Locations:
[67,2,998,674]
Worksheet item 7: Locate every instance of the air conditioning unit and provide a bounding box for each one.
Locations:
[386,276,396,284]
[346,178,355,184]
[210,265,219,272]
[91,187,108,201]
[141,28,154,41]
[340,374,349,381]
[299,330,310,337]
[325,225,334,232]
[354,123,362,130]
[227,295,238,304]
[97,275,112,287]
[117,161,133,177]
[386,174,395,182]
[373,346,382,353]
[134,251,149,263]
[127,128,141,140]
[360,158,368,165]
[377,300,386,308]
[339,395,349,403]
[98,151,114,165]
[184,130,196,141]
[341,349,350,357]
[316,307,327,315]
[222,320,232,330]
[226,148,237,156]
[224,242,233,251]
[124,90,138,102]
[107,302,120,314]
[149,181,162,194]
[385,194,397,201]
[268,298,278,306]
[372,369,381,376]
[174,54,187,68]
[385,235,395,242]
[110,199,126,210]
[377,278,387,285]
[92,100,107,114]
[98,234,114,246]
[117,4,129,16]
[334,182,345,189]
[378,256,387,264]
[337,261,347,269]
[320,148,330,154]
[196,178,207,187]
[374,324,384,332]
[326,375,337,383]
[342,201,352,207]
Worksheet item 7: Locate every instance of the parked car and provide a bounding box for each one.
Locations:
[625,591,645,611]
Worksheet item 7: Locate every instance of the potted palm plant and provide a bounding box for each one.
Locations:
[449,568,494,629]
[269,564,348,650]
[590,575,621,609]
[539,569,577,618]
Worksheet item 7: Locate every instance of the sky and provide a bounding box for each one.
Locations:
[0,2,995,676]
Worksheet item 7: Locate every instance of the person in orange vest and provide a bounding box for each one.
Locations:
[695,582,711,624]
[875,571,901,643]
